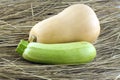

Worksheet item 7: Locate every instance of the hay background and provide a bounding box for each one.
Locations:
[0,0,120,80]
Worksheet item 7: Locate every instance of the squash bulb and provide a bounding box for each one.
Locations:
[29,4,100,43]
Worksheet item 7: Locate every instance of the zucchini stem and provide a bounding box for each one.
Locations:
[16,40,29,56]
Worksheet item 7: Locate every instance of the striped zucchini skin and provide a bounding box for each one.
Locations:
[22,41,96,64]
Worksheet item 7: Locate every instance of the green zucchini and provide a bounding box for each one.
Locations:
[16,40,96,64]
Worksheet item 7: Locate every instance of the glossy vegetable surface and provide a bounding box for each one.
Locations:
[16,40,96,64]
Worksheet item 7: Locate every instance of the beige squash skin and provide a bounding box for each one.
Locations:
[29,4,100,43]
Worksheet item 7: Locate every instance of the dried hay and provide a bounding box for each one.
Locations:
[0,0,120,80]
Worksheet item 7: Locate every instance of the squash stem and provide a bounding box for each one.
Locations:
[16,40,29,56]
[29,35,36,42]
